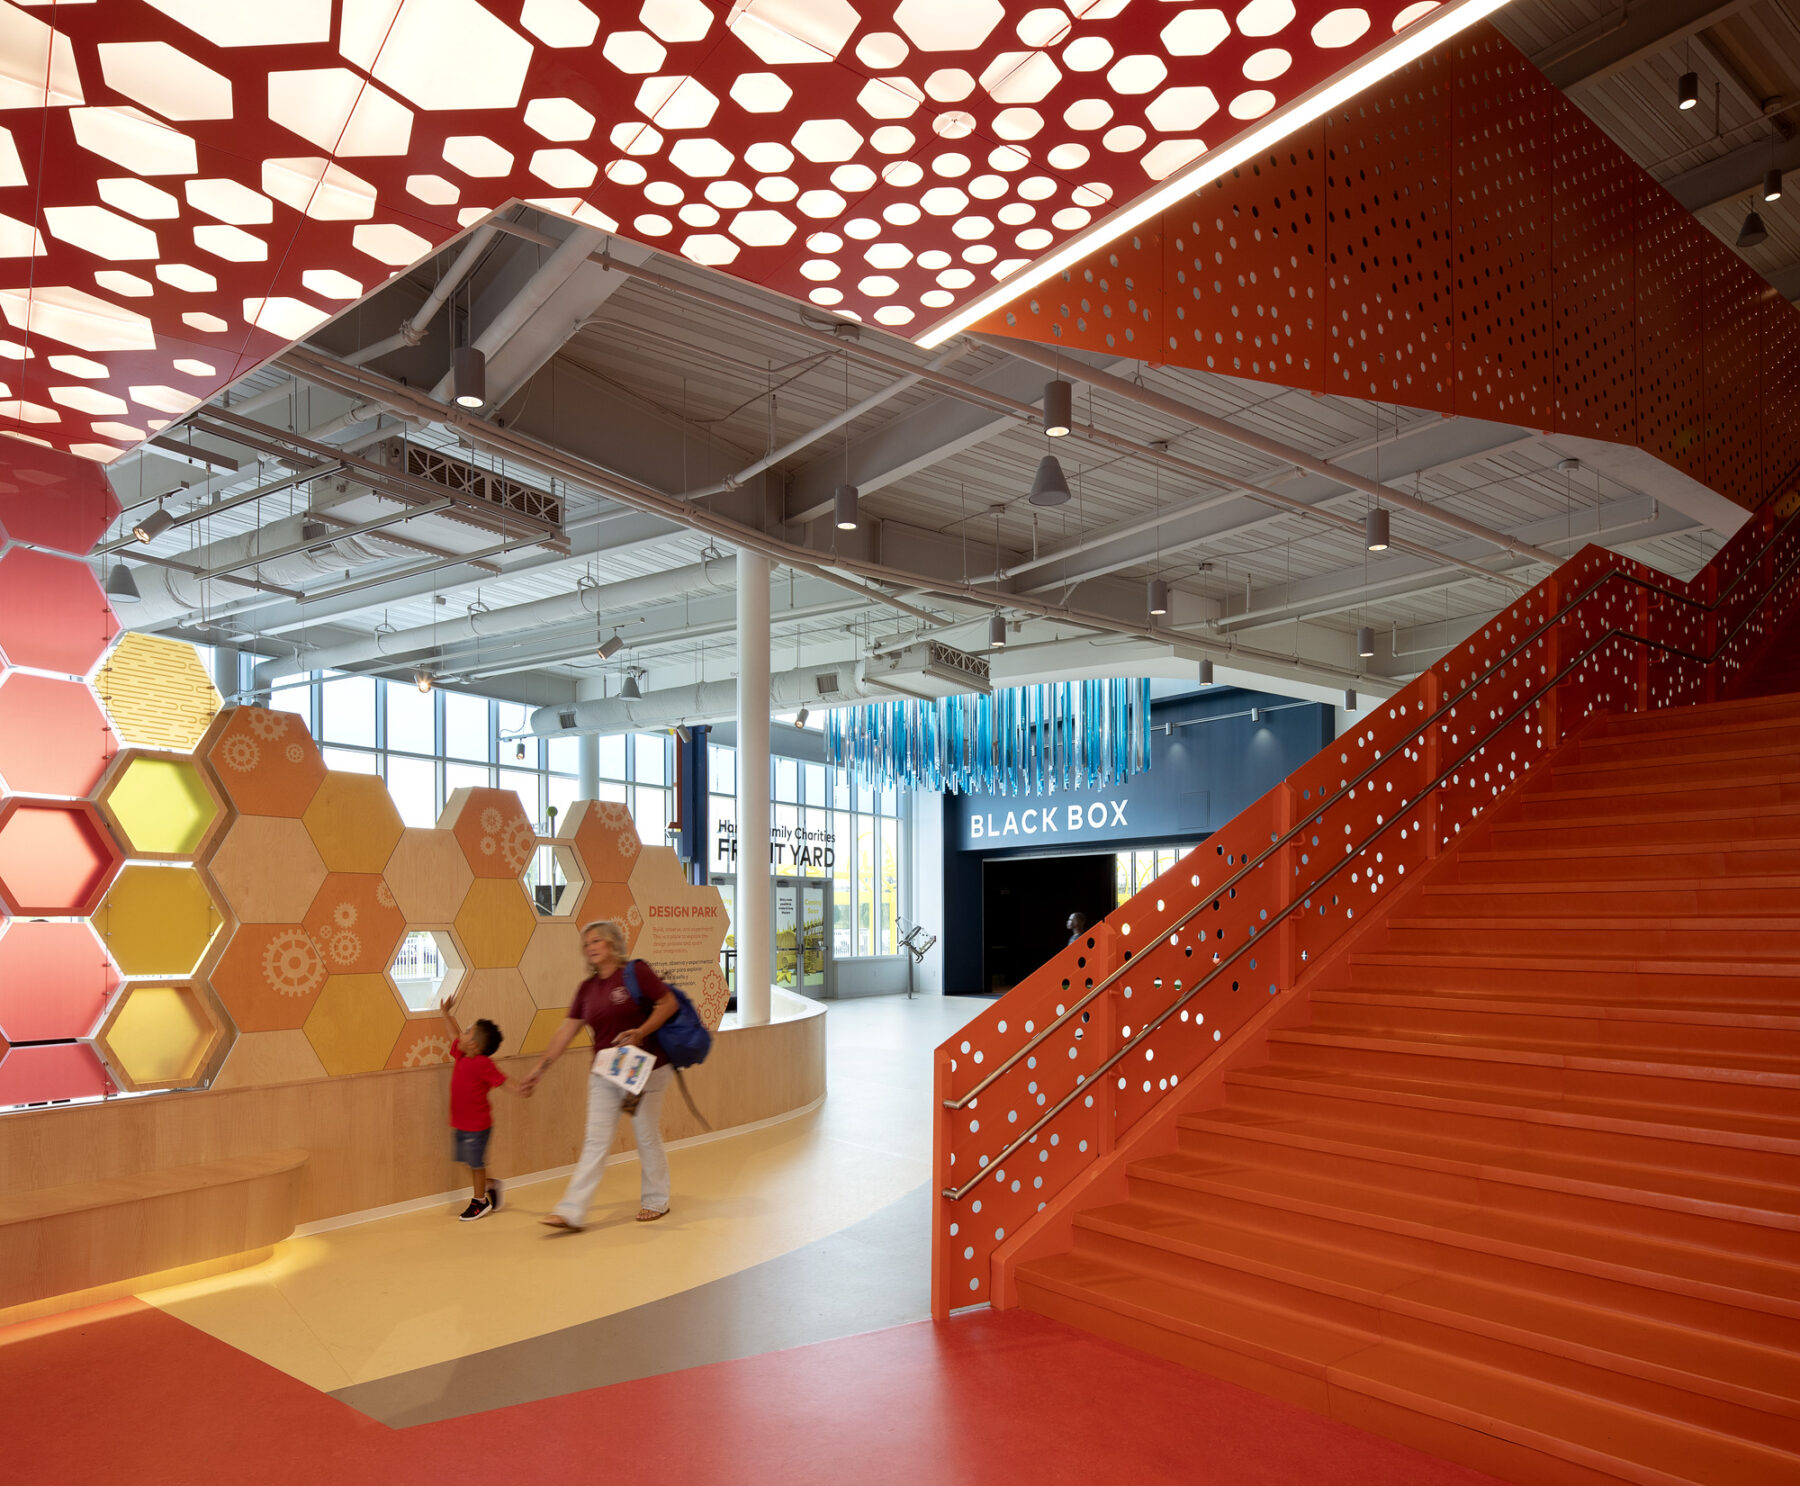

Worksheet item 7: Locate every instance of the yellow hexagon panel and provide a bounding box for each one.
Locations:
[454,968,536,1058]
[521,1007,591,1058]
[92,864,224,977]
[92,631,222,752]
[210,1029,327,1090]
[305,972,406,1076]
[208,815,327,923]
[303,771,405,873]
[455,878,539,969]
[98,751,224,860]
[383,826,474,925]
[518,920,585,1010]
[97,982,223,1091]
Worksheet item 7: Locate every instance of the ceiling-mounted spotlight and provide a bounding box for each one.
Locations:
[1042,377,1072,437]
[596,633,623,660]
[1365,507,1389,553]
[1028,453,1070,507]
[1250,706,1263,724]
[1345,688,1357,712]
[414,671,434,694]
[672,724,692,743]
[104,563,141,604]
[1738,208,1769,248]
[1357,625,1375,658]
[132,506,174,543]
[834,483,859,531]
[620,670,643,700]
[1147,577,1169,617]
[988,611,1007,648]
[514,741,527,761]
[794,706,810,730]
[452,345,487,408]
[1765,168,1784,203]
[1198,657,1214,686]
[1677,71,1699,110]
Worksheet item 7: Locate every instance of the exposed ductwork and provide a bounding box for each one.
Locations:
[531,658,896,736]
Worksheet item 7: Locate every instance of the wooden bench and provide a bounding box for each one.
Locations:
[0,1149,307,1312]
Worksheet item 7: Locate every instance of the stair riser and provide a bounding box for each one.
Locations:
[1218,1083,1800,1187]
[1416,885,1800,916]
[1307,1003,1800,1062]
[1517,781,1800,823]
[1266,1039,1800,1125]
[1601,700,1800,738]
[1380,924,1800,958]
[1558,751,1800,789]
[1489,814,1800,850]
[1338,960,1793,1003]
[1455,849,1800,884]
[1174,1129,1800,1259]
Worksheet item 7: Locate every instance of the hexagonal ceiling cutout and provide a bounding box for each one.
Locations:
[97,750,223,860]
[0,799,122,918]
[97,981,225,1092]
[0,548,119,676]
[0,921,120,1044]
[202,706,327,817]
[0,0,1449,459]
[0,672,118,799]
[207,920,329,1032]
[92,863,224,978]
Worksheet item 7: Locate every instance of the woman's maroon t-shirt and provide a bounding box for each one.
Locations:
[449,1045,505,1130]
[570,960,671,1067]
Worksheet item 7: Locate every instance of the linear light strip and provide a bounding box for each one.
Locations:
[915,0,1518,350]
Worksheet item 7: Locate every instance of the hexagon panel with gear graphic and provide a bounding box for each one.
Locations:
[207,815,327,922]
[442,785,539,880]
[386,1018,459,1070]
[454,877,539,969]
[302,872,407,977]
[96,981,226,1092]
[303,771,406,874]
[205,921,329,1032]
[96,748,226,861]
[574,879,642,953]
[304,972,406,1076]
[384,826,475,925]
[91,863,224,979]
[200,706,327,818]
[562,798,642,886]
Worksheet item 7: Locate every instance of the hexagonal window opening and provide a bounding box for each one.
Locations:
[390,929,466,1014]
[526,840,587,918]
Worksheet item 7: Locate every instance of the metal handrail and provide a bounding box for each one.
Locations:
[941,508,1800,1198]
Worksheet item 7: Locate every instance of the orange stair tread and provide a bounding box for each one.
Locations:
[1275,1028,1800,1081]
[1348,948,1800,979]
[1311,988,1800,1029]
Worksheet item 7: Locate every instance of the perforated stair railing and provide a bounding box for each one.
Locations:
[931,482,1800,1318]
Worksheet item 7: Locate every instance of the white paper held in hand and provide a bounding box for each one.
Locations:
[595,1042,655,1095]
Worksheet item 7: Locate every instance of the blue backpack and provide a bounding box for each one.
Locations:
[623,960,713,1070]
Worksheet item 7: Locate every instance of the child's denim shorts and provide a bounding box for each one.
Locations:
[453,1126,491,1167]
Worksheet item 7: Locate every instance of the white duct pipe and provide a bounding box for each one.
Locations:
[255,555,736,684]
[348,225,499,367]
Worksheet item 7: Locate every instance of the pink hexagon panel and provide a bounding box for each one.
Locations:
[0,1042,112,1109]
[0,798,123,917]
[0,547,119,676]
[0,671,119,798]
[0,920,120,1043]
[2,0,1431,459]
[0,439,120,553]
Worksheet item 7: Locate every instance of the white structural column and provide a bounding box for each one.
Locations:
[577,733,599,802]
[736,548,772,1025]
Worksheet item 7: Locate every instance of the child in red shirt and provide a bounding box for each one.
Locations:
[441,990,509,1221]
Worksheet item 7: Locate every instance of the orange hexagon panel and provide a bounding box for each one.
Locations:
[455,878,539,969]
[386,1017,459,1070]
[0,672,118,798]
[303,873,408,977]
[92,631,223,753]
[303,771,405,873]
[207,922,329,1033]
[576,879,642,953]
[97,982,227,1093]
[518,921,586,1011]
[91,864,223,978]
[305,972,406,1077]
[384,827,475,925]
[208,815,328,922]
[96,749,226,861]
[443,785,538,880]
[201,706,326,818]
[563,799,641,886]
[0,547,118,677]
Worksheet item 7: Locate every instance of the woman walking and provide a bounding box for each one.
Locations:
[519,919,679,1231]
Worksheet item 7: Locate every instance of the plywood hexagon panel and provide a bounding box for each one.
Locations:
[302,872,407,977]
[92,864,223,978]
[0,920,119,1043]
[96,749,224,860]
[304,972,406,1077]
[454,968,537,1059]
[96,982,224,1092]
[564,798,642,885]
[92,631,223,752]
[442,785,537,879]
[303,771,405,873]
[0,547,119,677]
[206,921,328,1032]
[518,920,586,1010]
[0,671,118,799]
[209,1028,327,1091]
[383,826,476,925]
[201,707,326,818]
[208,815,327,922]
[454,877,538,969]
[0,1042,111,1110]
[0,798,122,917]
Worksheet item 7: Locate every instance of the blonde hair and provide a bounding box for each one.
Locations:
[581,919,628,955]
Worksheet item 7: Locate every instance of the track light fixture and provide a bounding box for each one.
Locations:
[834,483,859,531]
[794,706,810,730]
[1198,657,1213,686]
[1365,507,1389,552]
[414,671,434,694]
[104,563,141,604]
[515,741,527,761]
[596,633,623,660]
[1738,208,1769,248]
[1042,377,1072,437]
[452,345,487,409]
[620,670,642,700]
[1765,168,1784,203]
[1357,625,1375,658]
[672,725,692,743]
[132,505,173,543]
[1028,453,1071,507]
[1147,577,1169,617]
[988,612,1007,648]
[1345,689,1357,712]
[1250,707,1263,724]
[1677,71,1698,110]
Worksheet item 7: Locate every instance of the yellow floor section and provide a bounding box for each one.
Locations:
[142,995,983,1393]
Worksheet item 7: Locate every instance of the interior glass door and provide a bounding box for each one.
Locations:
[800,881,829,995]
[773,877,800,988]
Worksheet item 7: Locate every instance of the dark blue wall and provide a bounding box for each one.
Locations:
[940,687,1333,995]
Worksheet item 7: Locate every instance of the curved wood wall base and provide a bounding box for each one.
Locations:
[0,990,825,1313]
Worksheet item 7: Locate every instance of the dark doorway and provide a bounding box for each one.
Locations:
[982,851,1116,996]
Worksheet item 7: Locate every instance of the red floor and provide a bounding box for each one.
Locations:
[7,1298,1509,1485]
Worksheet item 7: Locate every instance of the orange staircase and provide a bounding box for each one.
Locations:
[1013,689,1800,1486]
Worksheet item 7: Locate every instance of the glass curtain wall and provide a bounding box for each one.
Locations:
[1114,845,1199,905]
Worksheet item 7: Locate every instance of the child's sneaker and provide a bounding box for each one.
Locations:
[458,1198,490,1222]
[487,1180,503,1212]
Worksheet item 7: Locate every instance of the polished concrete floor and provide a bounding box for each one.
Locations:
[140,994,988,1410]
